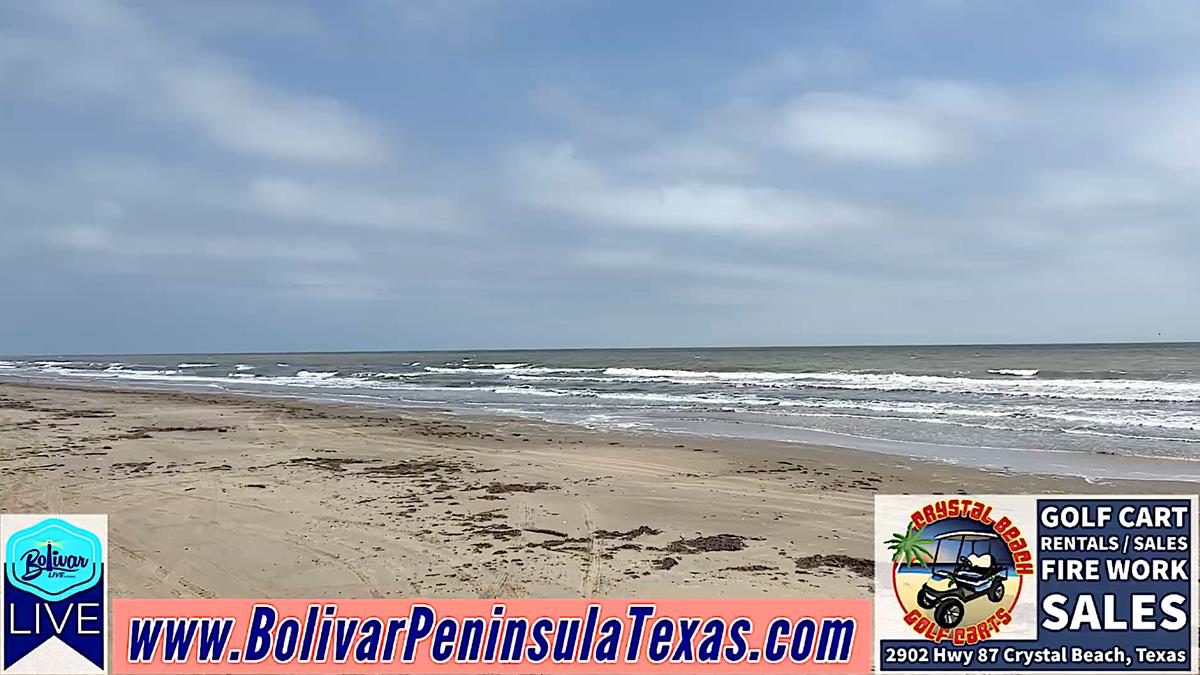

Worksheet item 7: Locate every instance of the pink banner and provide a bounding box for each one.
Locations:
[113,598,870,674]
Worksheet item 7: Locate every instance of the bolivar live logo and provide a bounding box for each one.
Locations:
[885,498,1032,645]
[2,515,107,675]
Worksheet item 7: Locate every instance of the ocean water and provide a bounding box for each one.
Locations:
[3,343,1199,481]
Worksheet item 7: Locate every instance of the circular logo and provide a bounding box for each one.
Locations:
[885,499,1032,645]
[5,517,102,602]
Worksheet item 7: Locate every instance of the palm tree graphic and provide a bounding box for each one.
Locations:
[886,523,935,567]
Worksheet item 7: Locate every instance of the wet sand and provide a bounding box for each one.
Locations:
[0,382,1188,600]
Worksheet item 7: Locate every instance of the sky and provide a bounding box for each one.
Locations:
[2,0,1198,355]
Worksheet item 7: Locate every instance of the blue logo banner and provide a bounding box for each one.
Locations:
[2,515,106,673]
[2,570,105,669]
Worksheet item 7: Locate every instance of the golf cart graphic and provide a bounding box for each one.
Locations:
[915,531,1007,628]
[887,516,1023,638]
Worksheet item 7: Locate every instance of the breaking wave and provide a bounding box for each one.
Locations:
[3,346,1198,473]
[988,369,1039,377]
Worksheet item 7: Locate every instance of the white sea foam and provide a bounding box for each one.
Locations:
[99,366,179,376]
[580,414,648,430]
[600,367,1200,403]
[772,398,1200,432]
[13,360,1199,410]
[12,359,1199,408]
[426,365,599,375]
[602,367,802,382]
[504,373,625,383]
[432,363,531,371]
[7,354,1198,469]
[295,370,337,378]
[1062,428,1200,445]
[493,386,572,397]
[38,366,223,383]
[500,388,1200,432]
[590,390,780,407]
[354,371,421,379]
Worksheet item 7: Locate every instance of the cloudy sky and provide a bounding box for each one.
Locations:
[2,0,1198,354]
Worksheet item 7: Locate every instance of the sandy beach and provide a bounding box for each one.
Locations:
[0,382,1189,601]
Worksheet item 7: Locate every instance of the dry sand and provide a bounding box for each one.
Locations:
[0,382,1187,600]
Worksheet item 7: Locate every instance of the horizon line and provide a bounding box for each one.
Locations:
[5,338,1198,359]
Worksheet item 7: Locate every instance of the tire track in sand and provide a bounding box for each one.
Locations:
[579,500,602,596]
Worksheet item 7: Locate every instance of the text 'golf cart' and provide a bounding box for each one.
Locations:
[916,531,1007,629]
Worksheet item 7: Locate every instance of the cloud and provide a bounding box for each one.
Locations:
[50,223,113,251]
[529,86,755,177]
[48,222,359,263]
[1,154,461,261]
[1029,170,1175,211]
[370,0,503,41]
[735,47,866,91]
[161,65,388,165]
[1131,76,1200,177]
[776,94,960,165]
[269,271,391,301]
[624,142,758,177]
[509,144,872,235]
[1093,0,1200,44]
[3,1,1200,352]
[2,0,388,165]
[247,177,460,231]
[530,85,659,143]
[772,81,1010,166]
[574,246,830,287]
[148,1,323,40]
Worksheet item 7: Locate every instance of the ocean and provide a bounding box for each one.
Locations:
[3,343,1198,481]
